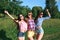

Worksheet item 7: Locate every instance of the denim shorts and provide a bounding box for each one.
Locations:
[18,32,25,37]
[36,28,44,34]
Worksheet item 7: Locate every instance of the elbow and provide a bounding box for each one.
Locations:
[48,13,51,18]
[49,16,51,18]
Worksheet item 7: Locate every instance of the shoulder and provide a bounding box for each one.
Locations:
[25,17,29,21]
[19,21,21,23]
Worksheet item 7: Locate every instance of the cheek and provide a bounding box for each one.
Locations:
[22,17,24,19]
[20,17,23,19]
[42,15,43,16]
[41,15,43,16]
[30,15,32,17]
[40,15,43,17]
[28,16,30,17]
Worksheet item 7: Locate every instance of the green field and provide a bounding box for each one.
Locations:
[0,17,60,40]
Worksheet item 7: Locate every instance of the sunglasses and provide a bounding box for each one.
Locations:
[40,14,43,15]
[28,14,32,16]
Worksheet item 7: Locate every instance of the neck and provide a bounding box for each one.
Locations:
[29,17,32,19]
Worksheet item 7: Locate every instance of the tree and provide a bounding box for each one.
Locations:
[45,0,59,18]
[32,6,42,17]
[0,0,31,17]
[8,0,23,15]
[0,0,23,16]
[20,6,31,17]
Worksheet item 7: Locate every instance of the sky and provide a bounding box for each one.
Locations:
[21,0,60,11]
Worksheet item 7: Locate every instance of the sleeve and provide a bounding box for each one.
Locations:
[43,16,51,20]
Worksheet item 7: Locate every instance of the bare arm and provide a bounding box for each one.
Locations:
[4,10,15,20]
[46,9,51,17]
[4,10,19,23]
[43,9,51,20]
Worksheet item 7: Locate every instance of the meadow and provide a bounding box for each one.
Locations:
[0,16,60,40]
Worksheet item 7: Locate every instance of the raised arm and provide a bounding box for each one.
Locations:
[4,10,15,20]
[43,9,51,20]
[4,10,19,23]
[46,9,51,17]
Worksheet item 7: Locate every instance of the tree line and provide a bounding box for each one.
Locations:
[0,0,60,18]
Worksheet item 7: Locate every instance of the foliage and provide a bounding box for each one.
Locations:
[45,0,60,18]
[32,6,42,17]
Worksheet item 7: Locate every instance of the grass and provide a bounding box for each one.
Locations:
[42,19,60,40]
[0,16,60,40]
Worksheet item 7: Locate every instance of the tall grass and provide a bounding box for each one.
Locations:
[42,19,60,40]
[0,17,60,40]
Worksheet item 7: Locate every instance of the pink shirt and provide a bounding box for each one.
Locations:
[19,21,27,32]
[28,19,35,30]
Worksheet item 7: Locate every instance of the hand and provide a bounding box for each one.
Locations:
[24,29,27,32]
[46,9,51,17]
[15,20,18,23]
[4,10,9,14]
[46,9,49,12]
[36,27,41,30]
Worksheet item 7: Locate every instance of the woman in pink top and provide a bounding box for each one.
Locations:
[4,11,27,40]
[26,12,35,40]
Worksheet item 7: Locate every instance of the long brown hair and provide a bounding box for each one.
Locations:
[34,11,43,22]
[14,14,25,30]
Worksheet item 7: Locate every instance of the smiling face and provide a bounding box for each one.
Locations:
[19,14,24,20]
[39,12,43,18]
[28,12,32,18]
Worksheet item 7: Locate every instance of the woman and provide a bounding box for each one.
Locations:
[35,9,51,40]
[27,12,35,40]
[4,10,27,40]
